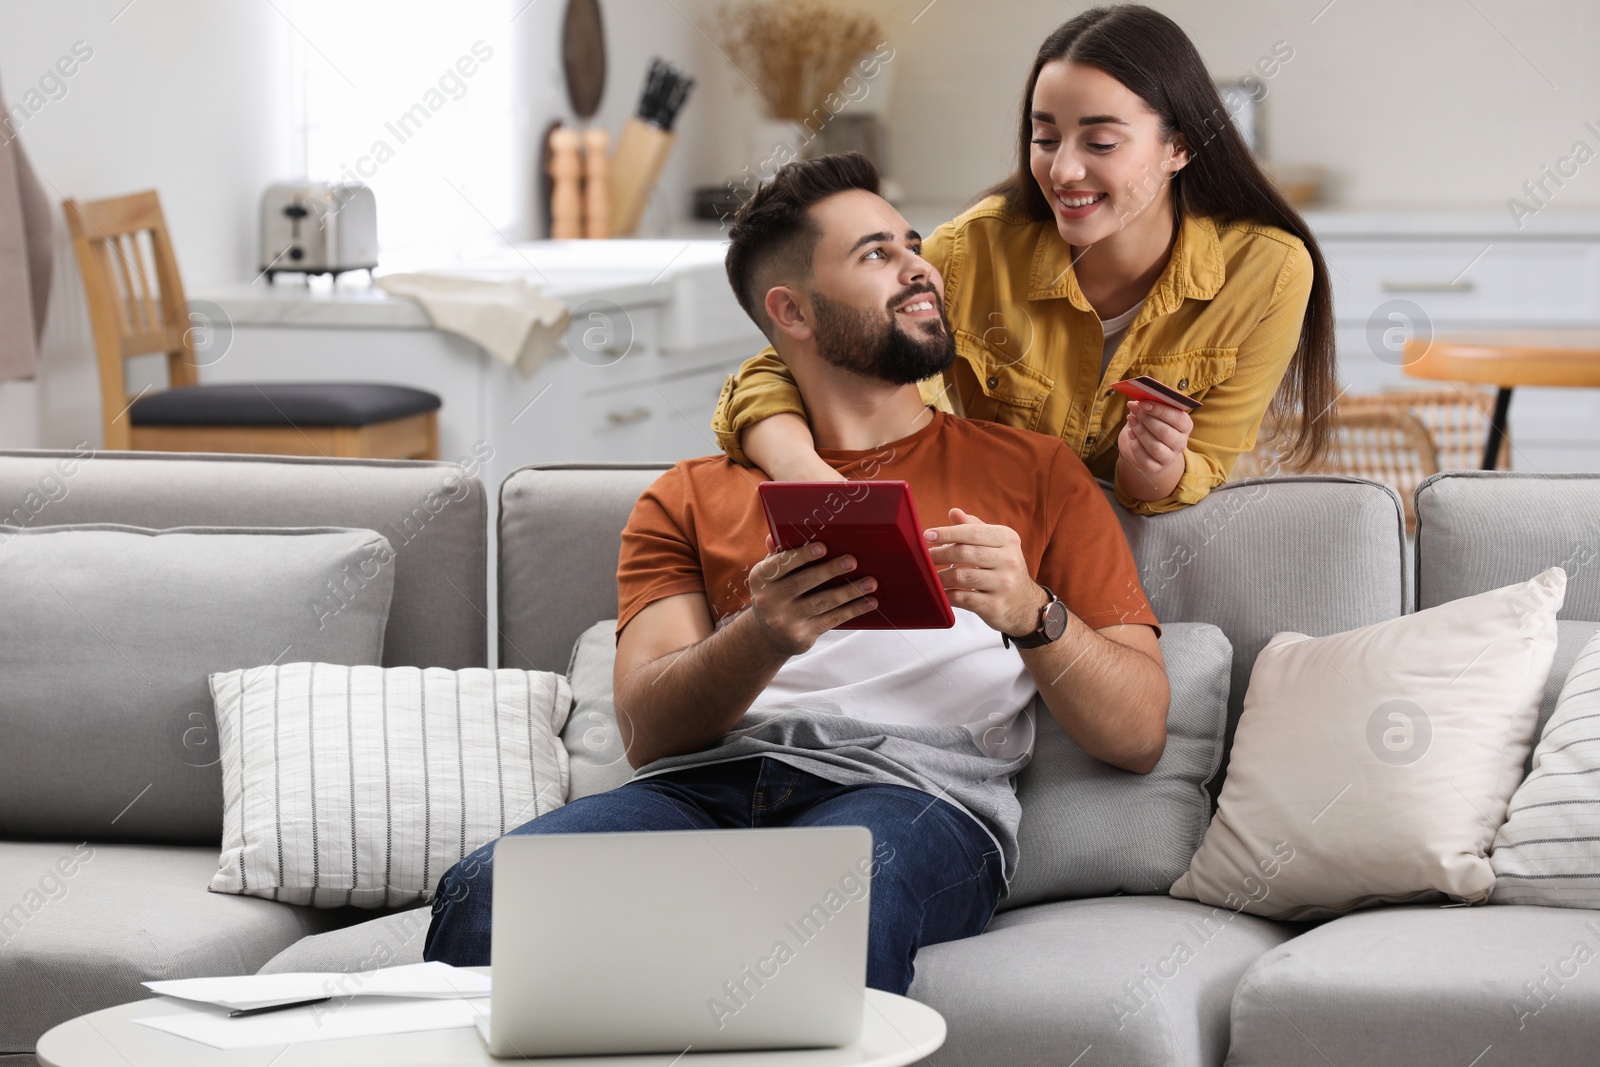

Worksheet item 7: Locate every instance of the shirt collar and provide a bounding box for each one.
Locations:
[1027,211,1226,316]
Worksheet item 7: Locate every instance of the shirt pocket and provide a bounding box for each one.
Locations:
[1125,347,1238,402]
[954,329,1054,433]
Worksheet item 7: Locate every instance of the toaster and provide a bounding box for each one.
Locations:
[259,182,378,283]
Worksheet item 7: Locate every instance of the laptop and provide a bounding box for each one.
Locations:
[477,826,873,1058]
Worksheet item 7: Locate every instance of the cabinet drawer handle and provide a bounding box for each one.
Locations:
[605,405,652,426]
[1380,279,1475,293]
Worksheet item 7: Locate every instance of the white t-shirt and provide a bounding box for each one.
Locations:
[1099,300,1145,377]
[740,608,1037,759]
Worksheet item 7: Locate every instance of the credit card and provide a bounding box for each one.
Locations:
[1110,375,1202,411]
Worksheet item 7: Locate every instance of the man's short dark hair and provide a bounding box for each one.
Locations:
[724,152,881,340]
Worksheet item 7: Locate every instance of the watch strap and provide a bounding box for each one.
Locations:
[1003,585,1059,650]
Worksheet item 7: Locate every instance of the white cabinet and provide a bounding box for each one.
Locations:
[1313,216,1600,472]
[1323,241,1600,328]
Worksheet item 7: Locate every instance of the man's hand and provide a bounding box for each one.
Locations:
[745,535,879,656]
[924,507,1046,637]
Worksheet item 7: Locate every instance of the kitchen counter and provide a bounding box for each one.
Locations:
[195,239,731,342]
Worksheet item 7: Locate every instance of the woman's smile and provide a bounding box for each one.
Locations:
[1053,189,1108,219]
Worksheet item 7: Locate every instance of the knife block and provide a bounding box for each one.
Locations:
[609,118,675,237]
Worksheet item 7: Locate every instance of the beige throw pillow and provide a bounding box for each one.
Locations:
[1171,567,1565,920]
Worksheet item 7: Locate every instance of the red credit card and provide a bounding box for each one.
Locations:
[1110,375,1202,411]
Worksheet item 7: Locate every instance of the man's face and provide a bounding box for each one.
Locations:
[801,190,955,385]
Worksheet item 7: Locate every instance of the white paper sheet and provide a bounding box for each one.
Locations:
[132,994,490,1050]
[142,961,489,1010]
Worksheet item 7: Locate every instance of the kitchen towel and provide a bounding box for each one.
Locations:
[0,66,55,383]
[377,272,570,379]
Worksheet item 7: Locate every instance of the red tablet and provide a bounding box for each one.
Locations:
[1110,374,1202,412]
[758,480,955,630]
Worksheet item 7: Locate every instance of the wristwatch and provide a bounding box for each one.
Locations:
[1003,585,1069,649]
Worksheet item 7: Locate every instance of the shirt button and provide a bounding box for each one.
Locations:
[1177,377,1189,389]
[986,375,999,389]
[1085,435,1097,447]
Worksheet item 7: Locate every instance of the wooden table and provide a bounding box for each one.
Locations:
[1403,329,1600,470]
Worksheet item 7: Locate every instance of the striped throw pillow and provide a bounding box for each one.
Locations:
[208,663,571,907]
[1491,628,1600,906]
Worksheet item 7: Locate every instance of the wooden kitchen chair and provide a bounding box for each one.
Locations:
[64,190,439,458]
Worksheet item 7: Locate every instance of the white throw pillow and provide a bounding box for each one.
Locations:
[1171,567,1565,920]
[1491,626,1600,906]
[209,662,571,907]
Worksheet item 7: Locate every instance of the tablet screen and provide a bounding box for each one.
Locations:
[757,480,955,630]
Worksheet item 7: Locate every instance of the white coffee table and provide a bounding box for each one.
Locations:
[35,970,945,1067]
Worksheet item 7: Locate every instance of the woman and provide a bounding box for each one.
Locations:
[711,4,1337,514]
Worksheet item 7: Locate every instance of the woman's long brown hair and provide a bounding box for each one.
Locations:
[984,4,1338,468]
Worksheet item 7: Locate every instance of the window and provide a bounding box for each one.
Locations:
[287,0,520,257]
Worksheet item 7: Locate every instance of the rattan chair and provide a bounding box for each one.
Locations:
[1229,387,1506,533]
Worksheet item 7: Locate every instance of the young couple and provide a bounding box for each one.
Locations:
[715,3,1336,514]
[425,4,1332,993]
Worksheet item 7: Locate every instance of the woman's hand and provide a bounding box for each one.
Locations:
[1117,400,1192,501]
[744,413,844,483]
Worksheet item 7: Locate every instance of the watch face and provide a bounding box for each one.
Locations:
[1042,598,1069,641]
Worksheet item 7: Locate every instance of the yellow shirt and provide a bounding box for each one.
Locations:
[711,195,1315,514]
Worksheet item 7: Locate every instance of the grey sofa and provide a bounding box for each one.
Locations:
[3,449,1598,1066]
[0,450,489,1067]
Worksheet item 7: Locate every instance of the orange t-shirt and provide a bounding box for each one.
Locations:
[617,408,1159,638]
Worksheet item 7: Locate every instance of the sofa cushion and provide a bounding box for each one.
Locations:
[909,896,1303,1067]
[1173,568,1565,920]
[1003,622,1230,908]
[499,465,667,672]
[1417,469,1600,770]
[130,382,440,427]
[208,663,571,906]
[1416,470,1600,620]
[0,449,488,670]
[1110,476,1408,802]
[563,619,634,800]
[1226,903,1600,1066]
[1534,621,1600,769]
[1492,626,1600,906]
[0,841,353,1057]
[0,525,394,843]
[256,907,432,975]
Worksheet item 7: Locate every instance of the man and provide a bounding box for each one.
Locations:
[425,152,1168,993]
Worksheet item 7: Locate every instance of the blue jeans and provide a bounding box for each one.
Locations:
[423,756,1003,994]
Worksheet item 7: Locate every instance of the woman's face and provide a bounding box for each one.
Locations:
[1027,60,1188,248]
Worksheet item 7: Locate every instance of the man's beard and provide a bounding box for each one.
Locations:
[809,285,956,386]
